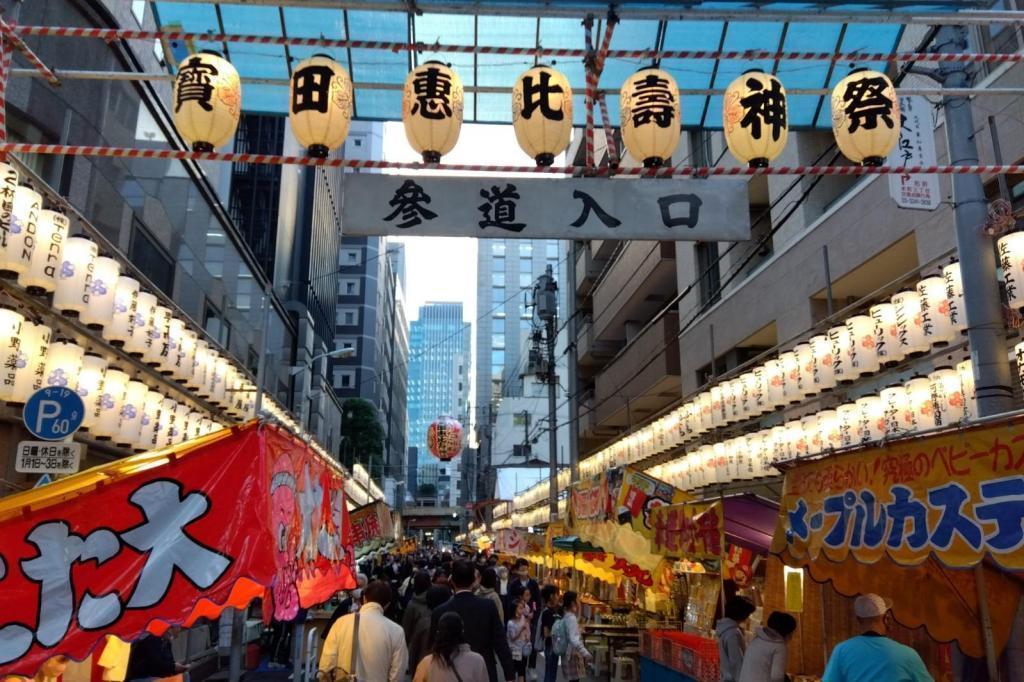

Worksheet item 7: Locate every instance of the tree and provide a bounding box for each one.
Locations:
[417,483,437,498]
[340,398,384,473]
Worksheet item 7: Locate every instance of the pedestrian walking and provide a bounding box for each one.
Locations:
[551,591,590,682]
[403,572,435,670]
[738,611,798,682]
[716,597,756,682]
[319,580,408,682]
[506,598,532,682]
[477,567,505,623]
[413,612,489,682]
[535,585,561,682]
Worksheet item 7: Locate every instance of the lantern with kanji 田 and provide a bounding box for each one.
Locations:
[289,54,353,158]
[620,67,680,168]
[403,62,464,163]
[831,68,900,166]
[512,65,573,166]
[723,69,788,168]
[428,415,463,461]
[172,51,241,152]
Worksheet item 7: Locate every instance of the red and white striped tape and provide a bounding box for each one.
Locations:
[14,24,1024,65]
[0,36,12,149]
[0,20,60,86]
[597,93,619,167]
[3,142,1024,177]
[583,17,596,171]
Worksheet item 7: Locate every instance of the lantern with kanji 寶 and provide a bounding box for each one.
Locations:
[172,51,241,152]
[428,415,463,461]
[831,68,900,166]
[723,69,788,168]
[289,54,353,158]
[403,62,463,163]
[512,65,573,166]
[620,67,680,168]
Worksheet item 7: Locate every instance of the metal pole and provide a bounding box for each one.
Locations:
[228,606,245,682]
[709,323,717,378]
[938,24,1013,682]
[383,258,398,492]
[565,240,580,484]
[254,287,273,415]
[547,314,559,520]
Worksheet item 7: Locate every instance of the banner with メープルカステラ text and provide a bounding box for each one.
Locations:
[771,414,1024,569]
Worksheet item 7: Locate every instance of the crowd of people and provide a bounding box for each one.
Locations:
[317,550,590,682]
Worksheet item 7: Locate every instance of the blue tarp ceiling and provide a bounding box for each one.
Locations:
[152,1,990,128]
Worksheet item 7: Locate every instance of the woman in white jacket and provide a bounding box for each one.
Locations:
[738,611,798,682]
[557,591,592,682]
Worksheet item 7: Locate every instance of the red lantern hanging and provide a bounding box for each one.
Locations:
[428,415,463,461]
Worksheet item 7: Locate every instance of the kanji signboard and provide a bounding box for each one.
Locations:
[887,95,939,211]
[343,175,751,241]
[14,441,82,475]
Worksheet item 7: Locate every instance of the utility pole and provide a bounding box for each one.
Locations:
[536,265,559,519]
[565,241,580,484]
[383,253,399,494]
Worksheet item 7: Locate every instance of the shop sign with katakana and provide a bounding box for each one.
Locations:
[887,95,939,211]
[343,174,751,241]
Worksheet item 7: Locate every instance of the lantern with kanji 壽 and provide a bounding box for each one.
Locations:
[428,415,463,461]
[620,67,680,168]
[831,68,900,166]
[403,62,464,163]
[289,54,353,158]
[172,50,241,152]
[512,65,573,166]
[723,69,788,168]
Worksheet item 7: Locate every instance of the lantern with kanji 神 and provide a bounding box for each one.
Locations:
[512,65,573,166]
[289,54,353,158]
[172,50,241,152]
[723,69,788,168]
[403,62,463,163]
[620,67,680,168]
[831,68,900,166]
[428,415,463,461]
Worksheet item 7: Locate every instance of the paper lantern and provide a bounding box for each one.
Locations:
[745,432,767,477]
[905,376,937,431]
[828,325,854,384]
[402,61,463,163]
[723,69,788,167]
[836,402,860,448]
[685,401,701,439]
[172,51,241,152]
[2,320,51,404]
[143,305,171,367]
[209,354,229,405]
[942,262,966,332]
[999,232,1024,309]
[171,327,197,381]
[869,303,905,366]
[769,425,788,465]
[0,185,41,277]
[802,414,821,456]
[892,290,928,356]
[117,380,149,447]
[19,209,68,293]
[726,377,744,422]
[845,315,880,376]
[427,415,463,461]
[710,384,726,426]
[43,340,84,390]
[733,435,755,480]
[0,308,24,401]
[620,67,680,168]
[831,68,899,166]
[785,420,808,460]
[743,370,765,415]
[816,409,840,451]
[185,411,204,441]
[92,367,129,439]
[53,237,97,316]
[123,291,157,356]
[79,256,120,329]
[929,367,965,427]
[764,358,786,407]
[107,276,140,345]
[159,397,178,448]
[698,391,714,431]
[172,402,190,445]
[190,339,210,392]
[917,276,956,346]
[0,163,19,232]
[735,372,753,417]
[75,354,107,430]
[880,384,915,436]
[809,334,837,391]
[712,441,729,483]
[957,359,977,422]
[856,395,885,443]
[288,54,353,158]
[158,317,185,375]
[779,351,802,404]
[137,390,165,450]
[793,343,815,397]
[512,65,573,166]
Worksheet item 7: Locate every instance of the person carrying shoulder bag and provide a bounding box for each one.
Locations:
[319,581,408,682]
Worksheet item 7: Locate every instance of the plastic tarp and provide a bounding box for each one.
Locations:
[0,421,356,678]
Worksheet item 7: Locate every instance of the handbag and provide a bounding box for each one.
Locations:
[338,613,361,681]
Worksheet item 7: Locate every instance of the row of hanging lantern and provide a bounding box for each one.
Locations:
[574,262,965,479]
[172,50,899,168]
[513,498,568,528]
[513,468,571,510]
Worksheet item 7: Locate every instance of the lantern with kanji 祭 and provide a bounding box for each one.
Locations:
[172,50,241,152]
[831,68,900,166]
[723,69,788,167]
[289,54,353,158]
[428,415,463,461]
[620,67,680,168]
[512,65,573,166]
[403,61,464,163]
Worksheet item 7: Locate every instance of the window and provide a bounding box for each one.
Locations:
[519,257,532,273]
[696,242,722,306]
[129,219,175,293]
[519,242,533,255]
[336,337,358,353]
[491,349,504,369]
[492,271,505,286]
[492,241,506,256]
[546,240,559,258]
[334,368,356,389]
[519,272,533,288]
[341,249,361,266]
[492,334,505,349]
[339,307,358,326]
[339,278,360,296]
[493,317,505,334]
[492,286,506,305]
[204,300,230,347]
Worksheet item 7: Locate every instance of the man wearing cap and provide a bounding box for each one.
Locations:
[823,593,933,681]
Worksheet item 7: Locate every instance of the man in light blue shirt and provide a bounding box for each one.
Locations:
[823,593,933,682]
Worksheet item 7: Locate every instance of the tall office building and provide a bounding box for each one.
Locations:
[407,302,471,505]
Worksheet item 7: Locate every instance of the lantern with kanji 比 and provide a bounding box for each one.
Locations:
[512,65,573,167]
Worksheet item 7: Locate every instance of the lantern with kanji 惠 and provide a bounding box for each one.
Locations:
[289,54,353,158]
[620,67,680,168]
[428,415,463,461]
[172,51,241,152]
[831,68,900,166]
[512,65,573,166]
[723,69,788,168]
[403,62,464,163]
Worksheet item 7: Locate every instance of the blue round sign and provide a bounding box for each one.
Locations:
[23,386,86,441]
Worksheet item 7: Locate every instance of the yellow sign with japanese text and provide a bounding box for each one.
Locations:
[615,467,691,541]
[649,501,724,559]
[771,416,1024,570]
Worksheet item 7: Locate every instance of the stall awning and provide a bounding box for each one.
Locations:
[0,421,356,678]
[552,535,603,553]
[723,494,779,555]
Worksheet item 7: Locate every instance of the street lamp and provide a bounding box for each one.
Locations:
[288,346,356,376]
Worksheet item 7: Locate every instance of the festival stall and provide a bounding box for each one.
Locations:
[0,421,357,679]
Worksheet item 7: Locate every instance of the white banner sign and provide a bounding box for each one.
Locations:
[342,174,752,241]
[887,95,940,211]
[15,440,82,474]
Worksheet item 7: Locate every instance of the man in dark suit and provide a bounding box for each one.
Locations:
[431,559,514,682]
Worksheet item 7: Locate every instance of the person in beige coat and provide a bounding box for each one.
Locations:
[414,612,488,682]
[476,568,505,623]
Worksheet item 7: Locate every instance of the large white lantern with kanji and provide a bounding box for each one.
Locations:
[998,232,1024,309]
[428,415,463,461]
[0,185,40,277]
[929,367,965,427]
[892,289,928,355]
[2,320,51,403]
[620,67,680,168]
[512,65,573,166]
[809,334,836,390]
[117,379,149,447]
[172,51,241,152]
[289,54,353,158]
[42,340,84,390]
[79,256,120,329]
[942,262,966,333]
[831,68,900,166]
[905,376,937,431]
[107,276,140,345]
[20,209,68,294]
[53,236,97,316]
[845,315,880,376]
[828,324,854,384]
[869,302,905,366]
[917,276,956,345]
[403,61,463,163]
[76,353,107,430]
[723,69,788,167]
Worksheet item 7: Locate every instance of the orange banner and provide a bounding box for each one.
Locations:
[771,416,1024,570]
[650,501,723,559]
